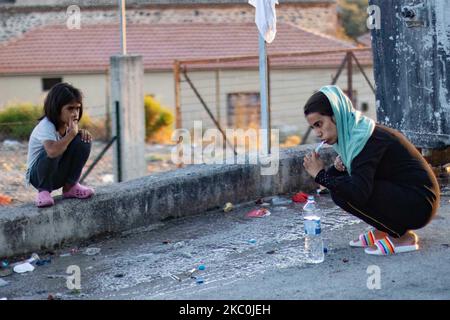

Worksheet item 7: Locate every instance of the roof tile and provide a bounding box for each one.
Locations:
[0,23,372,74]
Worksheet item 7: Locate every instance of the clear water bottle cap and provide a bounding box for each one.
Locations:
[307,195,315,201]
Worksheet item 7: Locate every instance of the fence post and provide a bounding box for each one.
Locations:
[215,69,221,126]
[347,51,354,106]
[258,34,271,155]
[115,101,122,182]
[174,60,182,130]
[110,55,146,182]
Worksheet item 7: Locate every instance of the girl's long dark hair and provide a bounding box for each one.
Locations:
[40,82,83,129]
[304,91,333,117]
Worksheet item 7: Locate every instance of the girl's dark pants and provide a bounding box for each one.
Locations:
[329,174,439,238]
[30,133,91,192]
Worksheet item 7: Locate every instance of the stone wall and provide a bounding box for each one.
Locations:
[0,144,337,258]
[0,3,338,43]
[12,0,336,6]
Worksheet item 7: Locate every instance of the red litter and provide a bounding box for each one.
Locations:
[246,208,271,218]
[292,192,309,203]
[0,194,12,206]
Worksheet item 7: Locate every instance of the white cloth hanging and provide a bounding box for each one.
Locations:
[249,0,279,43]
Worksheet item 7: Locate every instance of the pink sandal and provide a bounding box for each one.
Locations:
[36,191,55,208]
[63,183,95,199]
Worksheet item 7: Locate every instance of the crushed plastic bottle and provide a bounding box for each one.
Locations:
[83,248,101,256]
[271,197,292,206]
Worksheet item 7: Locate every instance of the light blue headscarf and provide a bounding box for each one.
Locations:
[319,85,375,175]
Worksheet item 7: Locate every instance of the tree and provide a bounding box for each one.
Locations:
[144,95,174,143]
[337,0,369,39]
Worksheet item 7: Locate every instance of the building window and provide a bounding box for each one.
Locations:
[42,77,62,91]
[361,102,369,112]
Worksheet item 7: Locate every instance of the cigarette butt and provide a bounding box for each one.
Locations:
[170,274,181,281]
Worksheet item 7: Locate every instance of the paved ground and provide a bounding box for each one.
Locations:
[1,185,449,300]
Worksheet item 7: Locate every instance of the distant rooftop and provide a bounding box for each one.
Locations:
[357,33,372,47]
[2,0,336,7]
[0,22,371,75]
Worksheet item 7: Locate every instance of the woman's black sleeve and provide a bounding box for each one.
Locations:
[325,165,348,177]
[314,138,390,207]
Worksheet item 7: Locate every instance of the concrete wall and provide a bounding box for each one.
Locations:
[12,0,336,5]
[0,3,338,43]
[0,144,337,258]
[110,55,147,182]
[370,0,450,148]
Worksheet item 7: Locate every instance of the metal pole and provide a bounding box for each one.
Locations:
[258,34,270,155]
[174,61,182,129]
[177,47,370,66]
[215,69,221,126]
[115,101,122,182]
[105,69,112,140]
[267,56,272,151]
[182,70,237,155]
[80,136,117,183]
[119,0,127,55]
[347,52,354,106]
[350,51,376,94]
[331,54,348,85]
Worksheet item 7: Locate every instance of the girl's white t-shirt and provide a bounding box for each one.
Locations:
[25,117,61,184]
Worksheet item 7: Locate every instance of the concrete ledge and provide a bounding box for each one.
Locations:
[0,145,336,258]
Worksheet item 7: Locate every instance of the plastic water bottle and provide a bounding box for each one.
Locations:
[303,195,324,264]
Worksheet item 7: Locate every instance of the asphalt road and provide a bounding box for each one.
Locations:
[1,190,449,300]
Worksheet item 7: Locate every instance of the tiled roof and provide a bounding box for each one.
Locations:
[357,33,372,47]
[0,23,372,75]
[4,0,336,7]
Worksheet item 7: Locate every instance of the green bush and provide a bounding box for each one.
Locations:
[0,97,175,142]
[79,112,109,141]
[144,95,174,143]
[0,103,42,140]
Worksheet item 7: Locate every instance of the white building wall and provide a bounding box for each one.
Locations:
[0,66,376,144]
[0,73,108,119]
[0,75,45,107]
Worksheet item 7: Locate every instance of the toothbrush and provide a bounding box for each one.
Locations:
[315,141,326,153]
